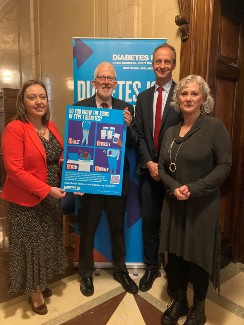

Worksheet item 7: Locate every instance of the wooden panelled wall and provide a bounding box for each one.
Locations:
[178,0,244,263]
[0,88,19,187]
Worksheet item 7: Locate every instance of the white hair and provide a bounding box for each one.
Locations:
[93,62,117,79]
[171,75,214,113]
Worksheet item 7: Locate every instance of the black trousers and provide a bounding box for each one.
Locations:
[168,253,209,301]
[140,171,164,270]
[78,194,128,278]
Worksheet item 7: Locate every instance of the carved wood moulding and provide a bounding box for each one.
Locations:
[176,0,190,41]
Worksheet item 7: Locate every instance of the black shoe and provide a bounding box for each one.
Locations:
[80,276,94,297]
[161,291,189,325]
[113,272,138,294]
[139,269,161,292]
[183,300,206,325]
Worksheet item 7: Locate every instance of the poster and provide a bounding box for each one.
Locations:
[61,105,126,196]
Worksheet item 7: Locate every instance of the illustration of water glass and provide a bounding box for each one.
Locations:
[110,127,115,136]
[107,129,113,140]
[101,129,106,139]
[101,127,108,139]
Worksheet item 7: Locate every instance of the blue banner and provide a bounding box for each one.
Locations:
[72,38,166,266]
[73,38,166,105]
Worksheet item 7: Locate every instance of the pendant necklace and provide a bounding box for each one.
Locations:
[168,138,183,173]
[35,126,47,137]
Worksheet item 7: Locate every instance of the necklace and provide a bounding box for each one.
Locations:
[168,138,183,173]
[35,126,47,137]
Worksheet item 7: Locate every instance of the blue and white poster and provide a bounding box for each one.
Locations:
[72,38,167,267]
[61,105,126,196]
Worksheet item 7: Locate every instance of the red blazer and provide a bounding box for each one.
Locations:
[1,119,63,206]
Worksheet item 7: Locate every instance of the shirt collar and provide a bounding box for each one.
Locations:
[96,95,112,108]
[154,79,173,93]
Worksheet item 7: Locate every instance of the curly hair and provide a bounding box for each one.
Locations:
[16,80,50,124]
[171,75,214,114]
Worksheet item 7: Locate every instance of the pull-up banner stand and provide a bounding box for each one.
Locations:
[72,38,167,273]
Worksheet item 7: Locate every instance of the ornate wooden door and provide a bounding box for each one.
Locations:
[177,0,244,264]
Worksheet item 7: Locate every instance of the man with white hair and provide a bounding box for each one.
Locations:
[74,62,138,297]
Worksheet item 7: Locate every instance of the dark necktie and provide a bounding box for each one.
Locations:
[101,102,109,108]
[154,86,163,153]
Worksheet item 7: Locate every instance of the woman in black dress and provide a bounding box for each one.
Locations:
[158,75,232,325]
[1,80,67,315]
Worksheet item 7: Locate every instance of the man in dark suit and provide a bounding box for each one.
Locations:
[74,62,138,297]
[134,44,181,292]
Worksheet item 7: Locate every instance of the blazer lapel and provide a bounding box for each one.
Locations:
[47,121,64,148]
[89,95,97,107]
[111,97,122,109]
[147,87,155,137]
[161,81,176,129]
[25,123,46,159]
[111,97,117,109]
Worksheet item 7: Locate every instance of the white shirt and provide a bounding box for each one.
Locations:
[96,96,112,109]
[153,79,173,131]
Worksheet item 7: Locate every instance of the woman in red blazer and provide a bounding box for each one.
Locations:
[1,80,67,315]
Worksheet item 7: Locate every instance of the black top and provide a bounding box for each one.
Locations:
[158,114,232,289]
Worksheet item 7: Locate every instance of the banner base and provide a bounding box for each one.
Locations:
[73,261,145,276]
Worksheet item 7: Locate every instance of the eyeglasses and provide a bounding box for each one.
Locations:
[96,76,116,82]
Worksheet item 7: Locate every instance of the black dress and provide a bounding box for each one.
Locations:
[158,115,232,290]
[8,132,68,296]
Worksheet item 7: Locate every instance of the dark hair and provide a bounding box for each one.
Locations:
[152,43,176,63]
[16,80,50,124]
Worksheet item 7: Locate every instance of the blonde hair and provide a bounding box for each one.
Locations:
[171,75,214,113]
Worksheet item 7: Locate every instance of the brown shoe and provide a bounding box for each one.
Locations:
[29,297,48,315]
[42,287,52,298]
